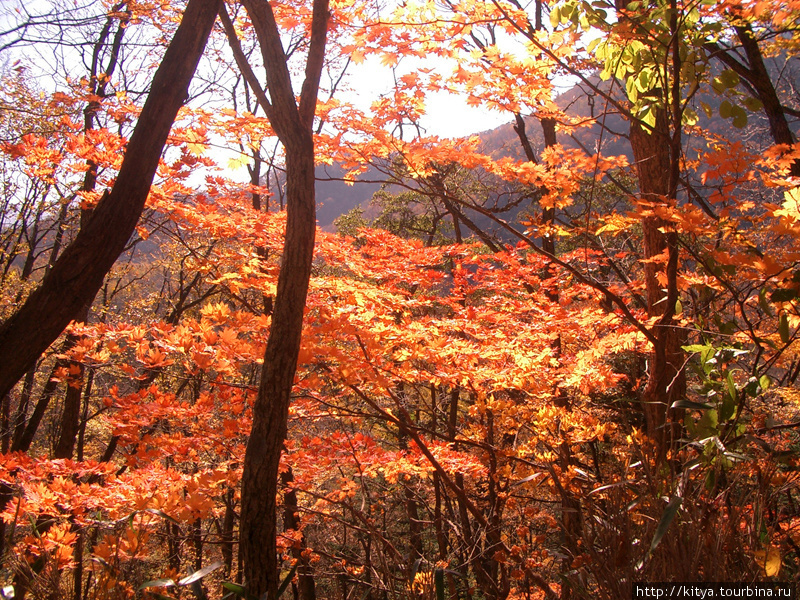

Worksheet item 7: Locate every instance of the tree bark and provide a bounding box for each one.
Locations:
[627,1,686,451]
[706,26,799,176]
[240,135,317,600]
[282,468,317,600]
[0,0,221,401]
[232,0,330,597]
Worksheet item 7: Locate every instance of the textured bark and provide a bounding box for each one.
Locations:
[0,0,221,401]
[630,116,685,446]
[240,136,317,599]
[234,1,330,597]
[629,120,671,313]
[706,26,799,176]
[628,6,686,449]
[220,487,236,578]
[54,365,84,458]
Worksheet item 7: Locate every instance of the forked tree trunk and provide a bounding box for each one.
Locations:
[228,0,330,597]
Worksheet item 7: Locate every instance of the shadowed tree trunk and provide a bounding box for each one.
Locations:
[0,0,222,401]
[218,1,330,597]
[706,25,800,177]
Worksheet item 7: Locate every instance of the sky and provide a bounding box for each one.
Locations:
[0,0,516,189]
[347,55,511,139]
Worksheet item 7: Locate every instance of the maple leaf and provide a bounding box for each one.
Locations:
[183,128,207,156]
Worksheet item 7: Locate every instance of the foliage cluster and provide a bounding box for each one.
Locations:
[0,0,798,598]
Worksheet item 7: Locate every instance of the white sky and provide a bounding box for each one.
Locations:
[341,55,511,139]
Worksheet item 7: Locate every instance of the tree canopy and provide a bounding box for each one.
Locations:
[0,0,798,598]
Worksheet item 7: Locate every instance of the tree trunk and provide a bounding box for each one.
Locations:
[629,116,685,448]
[230,0,330,596]
[240,135,317,599]
[0,0,221,400]
[707,26,799,176]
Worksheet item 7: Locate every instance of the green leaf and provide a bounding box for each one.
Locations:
[636,69,650,92]
[139,579,176,591]
[719,69,740,88]
[221,582,259,600]
[222,582,248,596]
[650,496,682,553]
[744,96,763,112]
[731,104,748,128]
[721,384,736,421]
[719,100,733,119]
[759,375,771,391]
[190,580,210,600]
[640,105,656,128]
[725,371,737,404]
[550,6,561,27]
[682,344,711,354]
[629,80,640,103]
[592,8,607,22]
[277,562,298,598]
[698,409,719,436]
[779,313,790,343]
[671,399,714,410]
[179,562,224,587]
[759,288,774,316]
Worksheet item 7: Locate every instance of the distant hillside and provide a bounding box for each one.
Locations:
[312,63,797,230]
[311,79,632,230]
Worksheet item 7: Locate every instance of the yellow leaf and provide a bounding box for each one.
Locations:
[184,129,206,156]
[227,153,249,170]
[754,546,781,576]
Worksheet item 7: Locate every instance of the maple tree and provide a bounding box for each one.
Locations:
[0,0,798,598]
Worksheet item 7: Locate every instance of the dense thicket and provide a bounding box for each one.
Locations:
[0,0,798,598]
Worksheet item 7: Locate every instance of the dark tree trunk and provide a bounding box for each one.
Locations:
[220,486,236,578]
[54,356,85,459]
[706,26,799,176]
[227,0,330,597]
[0,0,221,401]
[239,135,317,599]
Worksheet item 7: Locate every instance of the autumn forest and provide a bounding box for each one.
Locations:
[0,0,798,598]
